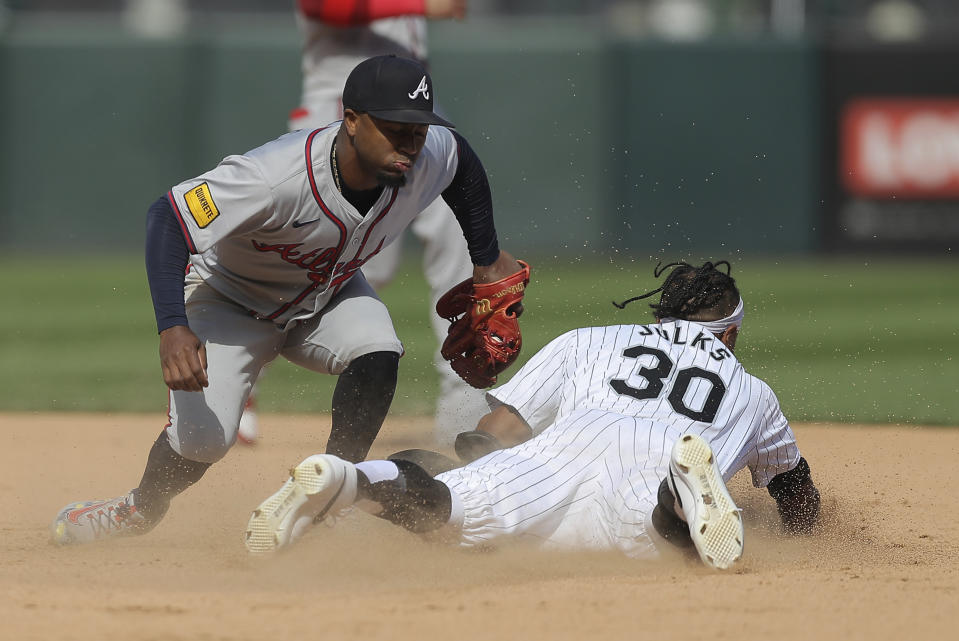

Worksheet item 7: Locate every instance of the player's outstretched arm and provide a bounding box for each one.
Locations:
[159,325,208,392]
[472,249,523,284]
[454,405,531,463]
[476,405,532,446]
[767,457,821,534]
[425,0,467,19]
[145,195,206,392]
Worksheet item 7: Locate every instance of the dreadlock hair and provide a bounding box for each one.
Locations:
[613,261,740,322]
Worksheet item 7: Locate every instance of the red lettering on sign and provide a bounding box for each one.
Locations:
[841,98,959,198]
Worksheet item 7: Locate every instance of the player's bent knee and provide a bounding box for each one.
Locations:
[167,422,233,464]
[341,350,400,379]
[342,345,403,372]
[285,338,402,376]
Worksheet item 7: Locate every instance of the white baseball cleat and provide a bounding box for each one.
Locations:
[245,454,357,555]
[667,434,744,570]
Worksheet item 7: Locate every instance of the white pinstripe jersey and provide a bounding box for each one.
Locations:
[167,124,459,330]
[488,321,800,488]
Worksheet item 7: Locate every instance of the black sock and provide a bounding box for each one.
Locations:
[650,477,693,547]
[357,460,452,534]
[327,351,399,463]
[134,431,211,524]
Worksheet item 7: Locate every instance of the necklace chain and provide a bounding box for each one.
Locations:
[331,138,342,193]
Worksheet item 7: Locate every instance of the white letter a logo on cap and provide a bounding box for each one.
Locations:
[408,76,430,100]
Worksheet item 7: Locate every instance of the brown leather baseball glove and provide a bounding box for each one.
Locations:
[436,260,531,389]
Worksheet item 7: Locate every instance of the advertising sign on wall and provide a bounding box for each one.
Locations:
[824,45,959,251]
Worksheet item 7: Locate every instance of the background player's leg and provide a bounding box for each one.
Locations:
[237,379,260,445]
[411,199,491,447]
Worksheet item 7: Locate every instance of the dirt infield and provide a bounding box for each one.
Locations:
[2,413,956,641]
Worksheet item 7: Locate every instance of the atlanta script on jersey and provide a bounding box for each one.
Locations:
[167,124,458,330]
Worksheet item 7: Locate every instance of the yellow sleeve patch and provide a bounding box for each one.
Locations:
[184,182,220,228]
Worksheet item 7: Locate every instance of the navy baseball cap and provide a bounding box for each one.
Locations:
[342,55,455,128]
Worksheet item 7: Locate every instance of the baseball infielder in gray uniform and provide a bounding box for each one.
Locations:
[244,261,821,569]
[239,0,484,447]
[50,54,528,546]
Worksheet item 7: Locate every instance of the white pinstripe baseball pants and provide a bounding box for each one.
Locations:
[436,409,686,558]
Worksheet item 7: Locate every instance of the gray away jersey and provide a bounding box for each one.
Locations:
[167,124,458,329]
[488,321,801,488]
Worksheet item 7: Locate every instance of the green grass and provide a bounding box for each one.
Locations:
[1,254,956,425]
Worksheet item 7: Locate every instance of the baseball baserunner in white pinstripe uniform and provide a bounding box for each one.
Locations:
[245,261,821,569]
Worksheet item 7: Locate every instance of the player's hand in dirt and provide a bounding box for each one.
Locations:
[776,478,821,534]
[767,458,821,534]
[159,325,208,392]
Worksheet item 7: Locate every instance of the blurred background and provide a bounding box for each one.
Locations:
[0,1,956,425]
[3,0,959,254]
